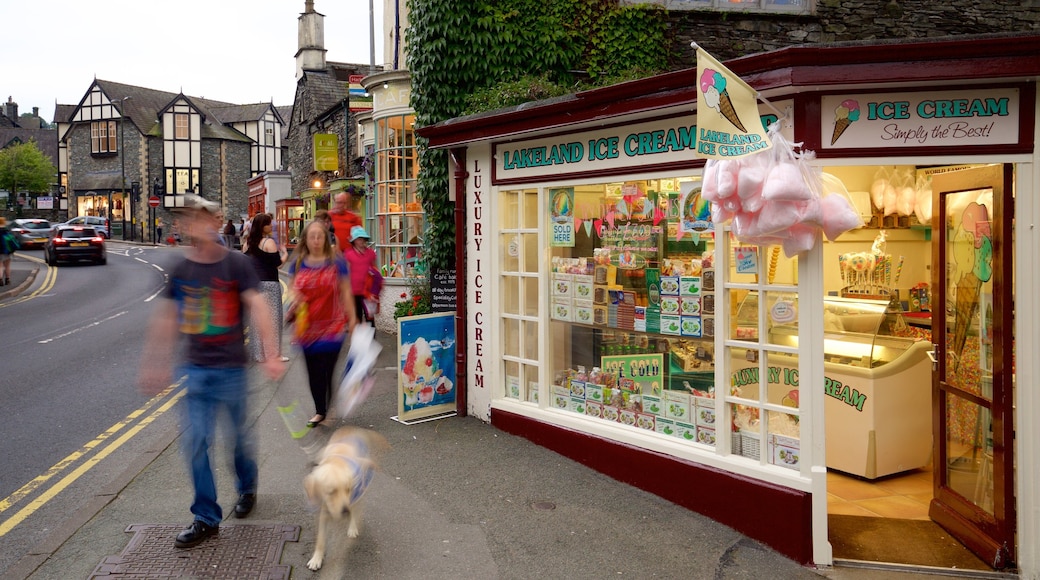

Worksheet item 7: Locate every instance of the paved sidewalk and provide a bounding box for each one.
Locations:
[0,254,38,300]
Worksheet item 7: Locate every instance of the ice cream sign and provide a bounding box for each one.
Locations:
[822,88,1020,149]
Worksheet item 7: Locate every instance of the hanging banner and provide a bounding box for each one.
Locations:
[397,312,457,423]
[695,46,772,159]
[313,133,339,172]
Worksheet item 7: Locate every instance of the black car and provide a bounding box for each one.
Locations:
[9,218,52,249]
[44,226,107,265]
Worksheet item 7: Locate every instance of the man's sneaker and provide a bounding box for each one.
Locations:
[234,493,256,518]
[174,520,218,548]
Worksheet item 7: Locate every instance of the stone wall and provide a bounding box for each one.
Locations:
[664,1,1040,65]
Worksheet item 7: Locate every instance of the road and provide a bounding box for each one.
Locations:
[0,242,184,577]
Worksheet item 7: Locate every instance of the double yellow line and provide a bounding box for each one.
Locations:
[0,255,58,308]
[0,379,185,537]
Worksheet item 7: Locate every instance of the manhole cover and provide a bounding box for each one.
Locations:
[89,523,299,579]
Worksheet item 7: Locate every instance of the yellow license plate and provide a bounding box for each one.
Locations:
[71,242,89,247]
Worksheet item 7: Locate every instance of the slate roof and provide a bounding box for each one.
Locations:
[58,79,284,145]
[0,125,60,166]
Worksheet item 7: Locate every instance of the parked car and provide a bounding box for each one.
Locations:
[44,226,107,265]
[9,218,52,249]
[60,216,110,239]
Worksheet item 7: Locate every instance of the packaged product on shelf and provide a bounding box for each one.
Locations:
[552,387,570,409]
[585,383,604,404]
[661,275,680,296]
[593,285,609,304]
[586,401,604,418]
[552,299,573,321]
[664,390,692,421]
[696,425,717,446]
[642,394,663,415]
[602,405,620,422]
[636,412,656,430]
[702,316,715,338]
[574,303,594,324]
[568,377,586,398]
[574,274,594,300]
[702,268,716,291]
[702,293,715,314]
[680,316,702,337]
[619,408,638,427]
[676,421,697,442]
[680,296,701,316]
[569,397,586,414]
[594,305,608,325]
[680,276,702,296]
[660,296,680,316]
[661,315,681,335]
[770,435,801,469]
[655,417,676,437]
[694,396,716,427]
[645,268,662,307]
[645,306,661,334]
[552,273,574,298]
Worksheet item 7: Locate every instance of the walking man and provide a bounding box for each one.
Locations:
[138,194,285,548]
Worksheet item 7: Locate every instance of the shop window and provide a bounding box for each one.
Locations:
[374,113,421,278]
[501,189,541,404]
[721,234,802,466]
[90,121,117,154]
[543,178,737,447]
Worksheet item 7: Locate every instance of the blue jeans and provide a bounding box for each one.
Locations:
[179,364,257,526]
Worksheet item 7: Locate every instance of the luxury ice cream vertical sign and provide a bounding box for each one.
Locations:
[694,45,773,160]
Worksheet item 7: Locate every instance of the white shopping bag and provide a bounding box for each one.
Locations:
[335,325,382,418]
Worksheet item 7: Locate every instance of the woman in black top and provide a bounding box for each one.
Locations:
[244,214,288,362]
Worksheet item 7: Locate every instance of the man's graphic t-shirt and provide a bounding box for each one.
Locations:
[166,251,260,367]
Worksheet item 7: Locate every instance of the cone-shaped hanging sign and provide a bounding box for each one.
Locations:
[584,219,594,238]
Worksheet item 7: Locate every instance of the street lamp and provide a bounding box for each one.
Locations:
[119,96,131,241]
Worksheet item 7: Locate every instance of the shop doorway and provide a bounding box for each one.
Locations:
[823,164,1015,572]
[928,164,1015,569]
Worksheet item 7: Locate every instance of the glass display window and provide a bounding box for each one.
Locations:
[500,189,542,405]
[541,176,747,450]
[718,227,804,468]
[374,113,422,278]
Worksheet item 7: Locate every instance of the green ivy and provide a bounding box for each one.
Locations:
[406,0,668,271]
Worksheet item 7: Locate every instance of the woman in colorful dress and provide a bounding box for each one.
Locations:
[287,220,358,427]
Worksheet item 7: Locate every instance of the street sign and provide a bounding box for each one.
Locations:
[148,196,160,208]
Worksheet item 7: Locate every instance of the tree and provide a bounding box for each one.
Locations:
[0,140,57,198]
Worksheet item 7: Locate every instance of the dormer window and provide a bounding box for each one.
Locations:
[175,113,190,139]
[91,120,118,153]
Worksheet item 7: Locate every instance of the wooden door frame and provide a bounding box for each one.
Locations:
[928,163,1015,569]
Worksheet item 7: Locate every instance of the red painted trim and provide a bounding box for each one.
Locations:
[451,147,468,418]
[492,409,814,565]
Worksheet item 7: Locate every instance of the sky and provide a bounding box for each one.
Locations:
[3,0,384,122]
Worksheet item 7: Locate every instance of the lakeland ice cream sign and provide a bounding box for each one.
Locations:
[822,88,1019,149]
[494,112,787,183]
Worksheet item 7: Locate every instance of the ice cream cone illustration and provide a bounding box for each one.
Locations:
[717,90,747,133]
[951,271,980,372]
[831,99,861,145]
[700,68,747,133]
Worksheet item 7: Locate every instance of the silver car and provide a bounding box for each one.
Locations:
[10,218,53,249]
[60,216,110,239]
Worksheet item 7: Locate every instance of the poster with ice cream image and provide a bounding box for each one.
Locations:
[397,312,457,423]
[694,45,772,160]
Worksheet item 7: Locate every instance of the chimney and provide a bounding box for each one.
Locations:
[5,96,16,120]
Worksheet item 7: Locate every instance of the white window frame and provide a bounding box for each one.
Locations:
[622,0,813,15]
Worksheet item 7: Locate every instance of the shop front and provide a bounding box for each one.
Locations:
[419,35,1038,574]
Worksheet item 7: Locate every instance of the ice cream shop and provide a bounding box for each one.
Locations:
[418,34,1040,576]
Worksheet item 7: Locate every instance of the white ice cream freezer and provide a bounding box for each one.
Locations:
[731,295,933,479]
